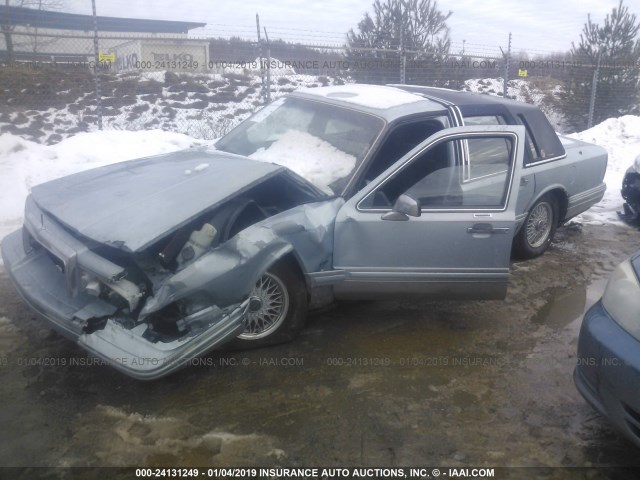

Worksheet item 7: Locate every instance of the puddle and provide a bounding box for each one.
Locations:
[531,285,587,328]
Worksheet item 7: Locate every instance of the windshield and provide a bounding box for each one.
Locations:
[215,97,385,194]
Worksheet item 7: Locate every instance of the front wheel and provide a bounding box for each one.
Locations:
[513,194,558,259]
[227,261,307,349]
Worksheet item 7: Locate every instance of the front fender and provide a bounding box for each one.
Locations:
[140,226,294,318]
[139,198,342,319]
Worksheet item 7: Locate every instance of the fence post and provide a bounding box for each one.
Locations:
[503,32,511,97]
[587,53,601,129]
[256,14,268,104]
[91,0,103,130]
[399,15,405,84]
[263,27,271,103]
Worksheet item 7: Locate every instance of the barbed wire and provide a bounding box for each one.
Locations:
[0,26,638,142]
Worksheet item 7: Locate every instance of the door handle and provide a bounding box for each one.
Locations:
[467,223,510,235]
[520,177,529,186]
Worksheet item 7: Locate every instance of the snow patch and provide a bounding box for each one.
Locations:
[139,70,167,83]
[57,404,279,467]
[249,129,356,193]
[300,84,424,109]
[567,115,640,226]
[0,70,343,145]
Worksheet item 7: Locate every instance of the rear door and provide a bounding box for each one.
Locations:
[332,125,525,300]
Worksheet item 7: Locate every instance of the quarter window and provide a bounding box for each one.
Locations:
[463,115,506,126]
[517,112,565,164]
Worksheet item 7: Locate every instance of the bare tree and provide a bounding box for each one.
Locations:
[346,0,452,84]
[347,0,451,54]
[2,0,64,62]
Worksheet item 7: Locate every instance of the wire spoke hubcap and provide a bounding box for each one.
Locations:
[526,202,553,248]
[239,272,289,340]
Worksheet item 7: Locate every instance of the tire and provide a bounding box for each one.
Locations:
[227,260,308,349]
[513,194,559,259]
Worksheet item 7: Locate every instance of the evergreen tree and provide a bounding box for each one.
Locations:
[558,0,640,132]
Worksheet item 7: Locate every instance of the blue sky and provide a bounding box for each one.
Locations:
[68,0,629,54]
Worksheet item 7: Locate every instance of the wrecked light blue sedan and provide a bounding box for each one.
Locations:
[1,85,606,379]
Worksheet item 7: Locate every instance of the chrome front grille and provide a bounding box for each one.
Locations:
[23,195,128,298]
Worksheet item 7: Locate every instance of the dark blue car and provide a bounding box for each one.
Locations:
[621,155,640,221]
[575,251,640,447]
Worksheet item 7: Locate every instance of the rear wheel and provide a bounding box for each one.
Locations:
[228,261,307,349]
[514,194,558,259]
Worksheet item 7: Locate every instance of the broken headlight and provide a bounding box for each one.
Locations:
[79,270,143,312]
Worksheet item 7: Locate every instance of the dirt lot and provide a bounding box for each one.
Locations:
[0,221,639,476]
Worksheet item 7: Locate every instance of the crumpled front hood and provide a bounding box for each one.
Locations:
[30,150,284,252]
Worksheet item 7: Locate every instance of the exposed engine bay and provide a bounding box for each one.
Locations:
[45,170,327,341]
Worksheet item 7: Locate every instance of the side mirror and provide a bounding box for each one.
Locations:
[381,194,421,221]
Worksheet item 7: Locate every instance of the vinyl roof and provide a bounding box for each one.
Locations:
[292,84,447,122]
[392,84,539,111]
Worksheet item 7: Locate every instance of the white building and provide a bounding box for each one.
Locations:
[0,5,208,69]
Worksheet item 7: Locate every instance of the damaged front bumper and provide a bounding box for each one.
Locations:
[1,228,249,380]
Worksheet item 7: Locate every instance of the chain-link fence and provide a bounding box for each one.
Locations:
[1,23,639,144]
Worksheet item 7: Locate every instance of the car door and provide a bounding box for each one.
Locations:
[462,113,535,221]
[332,125,525,300]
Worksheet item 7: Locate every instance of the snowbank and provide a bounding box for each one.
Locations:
[567,115,640,226]
[0,130,202,244]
